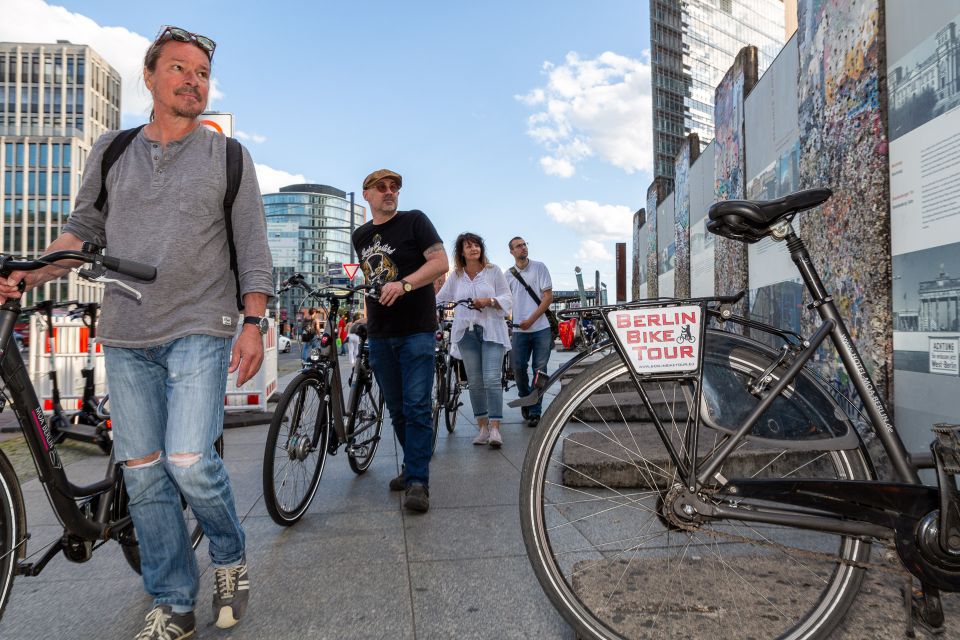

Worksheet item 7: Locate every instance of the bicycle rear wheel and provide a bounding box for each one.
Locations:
[347,371,385,474]
[521,331,873,640]
[119,436,225,574]
[0,450,25,621]
[262,372,329,525]
[444,358,461,432]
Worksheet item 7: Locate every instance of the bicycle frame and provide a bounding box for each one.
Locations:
[0,300,130,552]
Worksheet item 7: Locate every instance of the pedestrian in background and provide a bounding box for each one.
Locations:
[506,236,554,428]
[353,169,448,513]
[436,232,512,448]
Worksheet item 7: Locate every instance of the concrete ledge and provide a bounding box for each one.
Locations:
[560,425,836,488]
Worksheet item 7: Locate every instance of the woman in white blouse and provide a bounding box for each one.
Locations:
[436,233,513,448]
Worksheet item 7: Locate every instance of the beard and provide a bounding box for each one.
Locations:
[172,88,205,119]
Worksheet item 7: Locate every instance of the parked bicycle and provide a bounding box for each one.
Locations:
[262,274,384,526]
[431,299,473,449]
[0,245,220,621]
[20,300,111,454]
[517,188,960,639]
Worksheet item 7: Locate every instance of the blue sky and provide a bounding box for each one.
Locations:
[4,0,654,290]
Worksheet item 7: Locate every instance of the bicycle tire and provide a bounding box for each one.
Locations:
[444,358,461,432]
[0,450,25,621]
[262,372,329,526]
[347,371,385,474]
[520,330,873,640]
[119,436,225,574]
[432,363,446,436]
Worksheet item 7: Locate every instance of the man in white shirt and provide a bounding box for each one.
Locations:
[505,237,554,427]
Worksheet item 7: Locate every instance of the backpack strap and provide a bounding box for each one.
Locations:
[223,137,244,311]
[94,125,146,212]
[510,266,542,306]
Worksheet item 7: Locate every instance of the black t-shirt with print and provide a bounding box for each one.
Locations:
[352,210,442,338]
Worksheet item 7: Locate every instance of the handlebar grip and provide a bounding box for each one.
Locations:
[100,256,157,281]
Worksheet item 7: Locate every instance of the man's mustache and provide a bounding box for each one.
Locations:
[175,87,201,98]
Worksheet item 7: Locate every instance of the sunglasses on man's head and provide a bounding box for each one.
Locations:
[154,26,216,60]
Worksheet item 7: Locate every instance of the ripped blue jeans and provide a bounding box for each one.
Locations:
[104,334,244,610]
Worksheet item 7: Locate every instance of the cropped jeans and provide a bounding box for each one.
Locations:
[367,332,435,487]
[511,327,553,418]
[104,334,245,611]
[458,325,505,421]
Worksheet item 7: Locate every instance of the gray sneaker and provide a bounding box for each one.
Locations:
[213,563,250,629]
[134,605,195,640]
[404,484,430,513]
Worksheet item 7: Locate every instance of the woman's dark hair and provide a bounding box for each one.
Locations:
[453,232,488,273]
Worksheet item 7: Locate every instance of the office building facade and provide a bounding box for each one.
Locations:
[263,184,367,323]
[650,0,786,188]
[0,41,121,302]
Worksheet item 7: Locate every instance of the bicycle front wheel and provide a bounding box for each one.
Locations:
[0,450,25,621]
[347,371,385,474]
[444,358,461,432]
[432,364,445,435]
[521,334,873,640]
[262,372,329,525]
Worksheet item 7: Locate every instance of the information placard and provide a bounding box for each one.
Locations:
[607,305,702,374]
[930,337,959,376]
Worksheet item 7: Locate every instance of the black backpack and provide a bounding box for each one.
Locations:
[93,125,244,310]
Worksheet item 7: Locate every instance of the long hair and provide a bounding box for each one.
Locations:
[453,232,488,274]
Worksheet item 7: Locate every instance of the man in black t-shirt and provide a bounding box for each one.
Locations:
[353,169,449,513]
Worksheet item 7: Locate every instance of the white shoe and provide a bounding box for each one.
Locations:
[488,426,503,449]
[473,425,490,445]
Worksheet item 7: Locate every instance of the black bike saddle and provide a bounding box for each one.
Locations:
[706,187,832,243]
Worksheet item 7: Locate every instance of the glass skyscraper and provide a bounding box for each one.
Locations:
[263,184,367,322]
[651,0,786,188]
[0,40,121,303]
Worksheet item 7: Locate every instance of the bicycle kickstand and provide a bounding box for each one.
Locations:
[904,581,945,637]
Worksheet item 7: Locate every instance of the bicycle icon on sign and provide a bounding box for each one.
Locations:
[676,324,696,344]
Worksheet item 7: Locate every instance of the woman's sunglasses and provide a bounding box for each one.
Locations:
[154,26,216,60]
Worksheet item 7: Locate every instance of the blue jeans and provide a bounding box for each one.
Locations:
[367,332,434,487]
[301,336,318,362]
[104,335,245,611]
[458,326,505,421]
[511,327,553,418]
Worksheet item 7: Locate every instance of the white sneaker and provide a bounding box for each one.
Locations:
[473,425,490,445]
[488,425,503,449]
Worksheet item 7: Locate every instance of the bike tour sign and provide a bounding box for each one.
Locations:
[606,305,702,374]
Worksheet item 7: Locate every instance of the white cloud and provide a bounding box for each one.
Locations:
[576,239,612,262]
[0,0,225,119]
[544,199,633,281]
[236,130,267,144]
[518,51,652,178]
[254,164,308,195]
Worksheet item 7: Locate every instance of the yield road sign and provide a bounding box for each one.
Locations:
[343,263,361,280]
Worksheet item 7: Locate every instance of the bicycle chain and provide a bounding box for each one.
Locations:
[671,502,911,578]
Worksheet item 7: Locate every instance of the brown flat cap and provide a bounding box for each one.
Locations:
[363,169,403,190]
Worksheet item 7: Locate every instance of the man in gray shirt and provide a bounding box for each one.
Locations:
[0,27,272,639]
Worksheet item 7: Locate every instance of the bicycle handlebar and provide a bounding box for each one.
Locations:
[277,273,380,300]
[0,249,157,282]
[437,298,476,311]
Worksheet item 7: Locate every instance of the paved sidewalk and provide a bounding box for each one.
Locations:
[0,353,577,639]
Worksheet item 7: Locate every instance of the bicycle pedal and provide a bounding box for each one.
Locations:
[933,424,960,473]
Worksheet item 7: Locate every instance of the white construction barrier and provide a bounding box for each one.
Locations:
[28,313,279,414]
[225,317,279,413]
[28,314,106,411]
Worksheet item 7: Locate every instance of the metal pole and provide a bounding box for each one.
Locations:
[595,270,601,306]
[348,191,356,263]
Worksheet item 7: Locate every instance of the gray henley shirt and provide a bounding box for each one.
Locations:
[63,125,274,348]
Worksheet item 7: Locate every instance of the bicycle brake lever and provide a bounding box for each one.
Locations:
[73,267,143,301]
